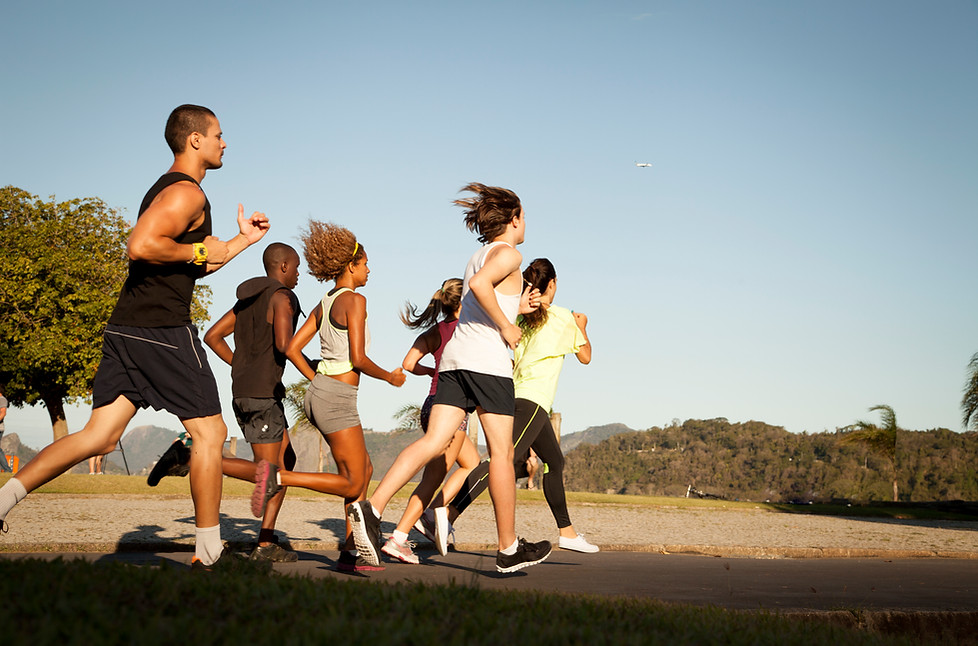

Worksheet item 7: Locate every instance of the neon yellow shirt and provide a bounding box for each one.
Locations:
[513,305,587,412]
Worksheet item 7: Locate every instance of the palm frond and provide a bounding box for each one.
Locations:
[961,352,978,429]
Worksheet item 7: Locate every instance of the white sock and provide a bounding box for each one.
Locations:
[392,529,409,544]
[0,478,28,521]
[195,524,223,565]
[276,472,282,485]
[500,539,518,555]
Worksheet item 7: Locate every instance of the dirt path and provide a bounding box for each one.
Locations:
[3,494,976,558]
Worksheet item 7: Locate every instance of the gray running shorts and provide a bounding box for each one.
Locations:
[303,374,360,436]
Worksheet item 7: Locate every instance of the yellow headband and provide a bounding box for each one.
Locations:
[351,242,359,262]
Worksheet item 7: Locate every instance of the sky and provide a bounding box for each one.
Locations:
[2,1,977,452]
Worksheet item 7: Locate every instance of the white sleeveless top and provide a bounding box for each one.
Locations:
[316,287,370,375]
[438,242,521,378]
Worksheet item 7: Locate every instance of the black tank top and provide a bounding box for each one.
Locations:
[108,173,212,327]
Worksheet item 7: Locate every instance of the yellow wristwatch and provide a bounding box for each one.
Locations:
[190,242,208,265]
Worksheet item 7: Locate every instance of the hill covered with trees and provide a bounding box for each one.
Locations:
[563,418,978,503]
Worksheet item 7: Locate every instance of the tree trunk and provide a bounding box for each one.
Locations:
[42,394,69,442]
[892,478,899,503]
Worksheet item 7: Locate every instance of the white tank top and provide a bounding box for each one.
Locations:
[316,287,370,375]
[438,241,521,378]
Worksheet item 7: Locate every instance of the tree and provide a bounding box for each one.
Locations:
[393,403,421,432]
[0,186,211,442]
[961,352,978,430]
[838,404,900,502]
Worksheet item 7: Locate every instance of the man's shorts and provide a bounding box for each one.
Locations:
[232,397,288,445]
[92,324,221,419]
[303,374,360,436]
[433,369,515,417]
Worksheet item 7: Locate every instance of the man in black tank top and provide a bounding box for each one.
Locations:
[0,105,270,569]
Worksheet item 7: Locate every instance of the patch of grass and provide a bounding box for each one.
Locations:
[0,557,915,646]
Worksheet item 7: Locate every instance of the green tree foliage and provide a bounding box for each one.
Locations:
[838,405,900,502]
[563,417,978,503]
[0,186,211,442]
[961,352,978,430]
[393,403,421,432]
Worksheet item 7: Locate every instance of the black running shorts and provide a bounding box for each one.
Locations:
[92,324,222,419]
[433,369,515,417]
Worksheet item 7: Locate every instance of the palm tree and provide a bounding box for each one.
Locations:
[961,352,978,430]
[838,404,900,502]
[284,378,311,429]
[393,403,421,432]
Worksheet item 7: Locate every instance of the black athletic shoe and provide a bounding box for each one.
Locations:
[191,546,248,572]
[496,538,552,573]
[336,550,385,573]
[347,501,382,566]
[146,439,191,487]
[249,541,298,563]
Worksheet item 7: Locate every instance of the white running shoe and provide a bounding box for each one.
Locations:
[381,537,420,565]
[558,534,599,553]
[433,506,451,557]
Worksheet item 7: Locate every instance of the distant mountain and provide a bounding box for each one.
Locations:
[119,425,182,474]
[560,423,635,453]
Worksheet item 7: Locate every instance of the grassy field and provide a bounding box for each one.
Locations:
[17,473,978,522]
[0,556,924,646]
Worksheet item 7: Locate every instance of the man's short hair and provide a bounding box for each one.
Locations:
[263,242,299,273]
[165,104,217,154]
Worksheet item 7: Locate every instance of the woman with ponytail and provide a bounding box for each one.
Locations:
[429,258,598,553]
[380,278,482,564]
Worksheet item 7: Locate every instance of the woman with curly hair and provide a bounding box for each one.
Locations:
[251,220,405,572]
[380,278,482,564]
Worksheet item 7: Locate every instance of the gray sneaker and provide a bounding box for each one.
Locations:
[250,542,298,563]
[347,501,382,566]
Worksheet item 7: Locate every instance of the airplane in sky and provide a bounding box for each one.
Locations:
[635,162,652,167]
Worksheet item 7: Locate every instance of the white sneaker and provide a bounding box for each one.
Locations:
[433,506,451,557]
[558,534,599,553]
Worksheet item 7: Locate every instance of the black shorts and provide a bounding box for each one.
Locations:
[433,370,515,417]
[92,324,221,419]
[232,397,287,444]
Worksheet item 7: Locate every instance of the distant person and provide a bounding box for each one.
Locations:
[200,242,306,562]
[0,387,10,474]
[88,454,106,475]
[347,183,552,573]
[429,258,598,553]
[380,278,482,565]
[250,222,405,572]
[524,448,539,490]
[0,104,270,570]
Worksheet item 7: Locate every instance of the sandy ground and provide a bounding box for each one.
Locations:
[2,493,976,558]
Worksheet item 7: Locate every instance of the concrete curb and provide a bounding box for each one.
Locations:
[4,539,978,561]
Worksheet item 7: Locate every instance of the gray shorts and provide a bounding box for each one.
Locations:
[303,374,360,436]
[232,397,287,445]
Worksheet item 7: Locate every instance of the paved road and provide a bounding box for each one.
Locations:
[4,546,977,613]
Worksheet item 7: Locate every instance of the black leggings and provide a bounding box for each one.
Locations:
[449,398,571,528]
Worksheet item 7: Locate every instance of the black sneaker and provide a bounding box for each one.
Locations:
[250,541,298,563]
[336,550,385,573]
[190,546,251,573]
[347,501,382,566]
[146,439,191,487]
[251,460,281,517]
[496,538,552,573]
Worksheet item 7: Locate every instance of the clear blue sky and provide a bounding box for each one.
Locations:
[3,1,977,451]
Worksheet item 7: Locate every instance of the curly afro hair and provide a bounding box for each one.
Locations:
[300,220,364,282]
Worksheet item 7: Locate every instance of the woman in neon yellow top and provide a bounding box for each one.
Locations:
[431,258,599,554]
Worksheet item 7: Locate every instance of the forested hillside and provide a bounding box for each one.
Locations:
[563,418,978,503]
